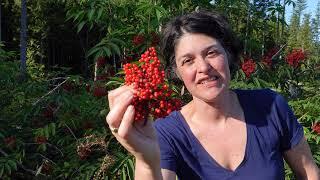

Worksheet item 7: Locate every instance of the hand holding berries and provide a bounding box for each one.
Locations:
[106,85,161,168]
[106,47,181,173]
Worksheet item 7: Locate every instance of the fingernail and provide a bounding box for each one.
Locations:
[128,105,134,112]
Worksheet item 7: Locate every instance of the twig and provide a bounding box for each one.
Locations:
[64,123,79,142]
[32,77,70,106]
[46,77,68,82]
[271,43,287,60]
[36,153,57,165]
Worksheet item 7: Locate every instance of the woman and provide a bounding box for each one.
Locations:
[106,11,319,179]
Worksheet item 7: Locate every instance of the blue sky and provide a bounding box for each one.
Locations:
[285,0,319,22]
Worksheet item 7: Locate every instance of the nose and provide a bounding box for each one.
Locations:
[196,57,211,73]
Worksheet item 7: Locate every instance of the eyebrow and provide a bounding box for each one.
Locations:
[177,44,220,63]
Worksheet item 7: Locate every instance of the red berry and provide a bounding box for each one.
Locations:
[123,47,182,121]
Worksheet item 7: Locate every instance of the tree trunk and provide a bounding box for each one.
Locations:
[20,0,27,80]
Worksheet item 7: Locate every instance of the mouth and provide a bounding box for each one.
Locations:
[198,75,220,84]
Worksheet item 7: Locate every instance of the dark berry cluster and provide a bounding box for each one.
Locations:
[312,122,320,135]
[132,34,145,46]
[123,47,182,121]
[285,49,306,68]
[241,58,256,78]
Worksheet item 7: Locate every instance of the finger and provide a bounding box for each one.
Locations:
[134,118,156,139]
[117,105,135,138]
[106,91,133,128]
[108,85,129,109]
[108,85,135,109]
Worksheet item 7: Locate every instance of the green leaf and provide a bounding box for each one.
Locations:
[108,42,121,55]
[126,159,134,180]
[88,9,95,21]
[105,80,123,87]
[86,47,101,58]
[77,21,86,33]
[121,165,127,180]
[44,126,49,138]
[50,123,56,136]
[0,165,4,177]
[7,160,17,171]
[155,9,161,22]
[102,47,112,57]
[97,8,103,20]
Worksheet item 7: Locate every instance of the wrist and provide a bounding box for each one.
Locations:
[135,158,162,180]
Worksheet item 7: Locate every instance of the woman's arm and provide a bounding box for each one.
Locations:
[283,137,320,180]
[135,159,163,180]
[134,159,176,180]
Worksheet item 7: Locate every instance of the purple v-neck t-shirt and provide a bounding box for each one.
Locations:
[154,89,304,180]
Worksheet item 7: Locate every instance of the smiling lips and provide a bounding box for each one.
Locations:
[198,75,220,84]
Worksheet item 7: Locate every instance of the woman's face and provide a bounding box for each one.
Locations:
[174,33,231,102]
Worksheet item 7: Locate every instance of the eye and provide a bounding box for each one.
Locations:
[182,57,193,65]
[207,50,218,57]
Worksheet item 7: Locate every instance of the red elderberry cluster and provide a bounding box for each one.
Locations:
[312,122,320,135]
[285,49,306,68]
[133,34,145,46]
[262,48,278,68]
[123,47,182,121]
[241,58,256,78]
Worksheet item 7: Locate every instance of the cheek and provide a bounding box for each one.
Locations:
[177,68,196,85]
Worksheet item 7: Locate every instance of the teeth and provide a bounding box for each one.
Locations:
[200,76,218,84]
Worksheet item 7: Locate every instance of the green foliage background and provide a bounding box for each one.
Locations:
[0,0,319,179]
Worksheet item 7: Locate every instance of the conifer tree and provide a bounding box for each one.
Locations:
[299,13,314,51]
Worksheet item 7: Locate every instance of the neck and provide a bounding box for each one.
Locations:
[183,89,237,127]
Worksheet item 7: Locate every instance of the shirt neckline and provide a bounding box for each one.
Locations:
[176,89,252,174]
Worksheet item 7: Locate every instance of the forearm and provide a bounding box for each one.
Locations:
[135,158,163,180]
[295,164,320,180]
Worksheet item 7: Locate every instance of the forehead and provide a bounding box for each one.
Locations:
[175,33,223,57]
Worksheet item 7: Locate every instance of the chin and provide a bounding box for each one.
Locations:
[194,84,228,103]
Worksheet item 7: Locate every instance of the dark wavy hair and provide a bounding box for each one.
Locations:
[160,10,242,76]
